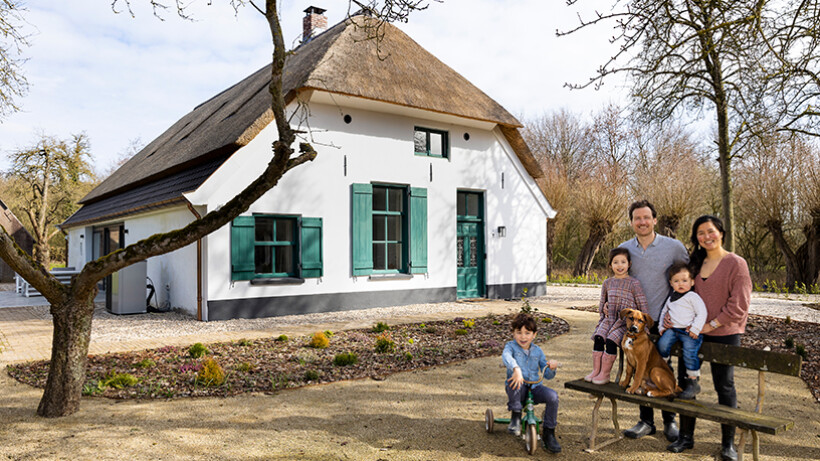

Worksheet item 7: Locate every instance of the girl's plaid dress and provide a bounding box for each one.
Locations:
[593,276,649,344]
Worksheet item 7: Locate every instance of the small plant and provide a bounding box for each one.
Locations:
[785,315,792,324]
[135,358,156,368]
[100,372,139,389]
[404,352,413,361]
[374,333,395,353]
[271,373,290,390]
[492,320,500,325]
[275,334,289,342]
[195,357,226,387]
[418,323,426,329]
[795,344,807,360]
[408,338,414,344]
[309,331,330,349]
[542,317,553,323]
[333,352,359,366]
[324,330,334,337]
[294,349,320,365]
[520,288,536,314]
[424,326,437,334]
[304,370,320,381]
[372,322,390,333]
[462,318,475,329]
[454,328,469,335]
[235,362,253,372]
[237,338,253,346]
[188,342,209,358]
[82,380,104,396]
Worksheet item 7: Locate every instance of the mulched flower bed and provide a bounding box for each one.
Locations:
[569,304,819,402]
[6,313,569,399]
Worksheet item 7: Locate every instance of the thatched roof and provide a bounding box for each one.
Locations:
[70,16,543,225]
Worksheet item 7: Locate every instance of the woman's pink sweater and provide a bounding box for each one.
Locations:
[693,253,752,336]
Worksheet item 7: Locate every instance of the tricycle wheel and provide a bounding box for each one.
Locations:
[484,409,494,433]
[525,423,538,455]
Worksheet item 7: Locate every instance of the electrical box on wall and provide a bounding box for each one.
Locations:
[107,261,147,315]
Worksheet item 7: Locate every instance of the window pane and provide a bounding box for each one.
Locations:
[429,132,443,156]
[469,237,478,267]
[457,193,466,216]
[414,129,427,154]
[255,217,274,242]
[275,219,293,242]
[373,215,385,241]
[388,188,403,212]
[373,186,387,211]
[387,215,402,241]
[457,237,464,267]
[466,194,479,216]
[387,243,402,270]
[373,243,386,270]
[275,246,294,274]
[255,246,273,273]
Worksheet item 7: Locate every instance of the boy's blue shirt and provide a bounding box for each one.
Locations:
[502,340,556,386]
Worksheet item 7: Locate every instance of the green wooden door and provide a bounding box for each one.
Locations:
[456,192,484,298]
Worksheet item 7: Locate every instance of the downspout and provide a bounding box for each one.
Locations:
[185,201,204,321]
[59,227,68,267]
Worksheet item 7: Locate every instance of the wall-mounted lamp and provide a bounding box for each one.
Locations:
[497,226,506,237]
[123,229,129,234]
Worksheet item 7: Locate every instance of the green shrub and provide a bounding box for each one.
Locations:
[100,372,139,389]
[308,332,330,349]
[454,329,469,335]
[403,352,413,361]
[82,380,104,396]
[195,358,226,387]
[324,330,334,337]
[275,334,289,342]
[785,337,794,349]
[235,362,253,372]
[462,318,475,329]
[542,317,553,323]
[237,338,253,346]
[188,342,209,358]
[304,370,320,381]
[408,338,414,344]
[492,320,500,325]
[795,344,807,360]
[374,333,395,353]
[372,322,390,333]
[333,352,359,366]
[135,358,156,368]
[785,315,792,324]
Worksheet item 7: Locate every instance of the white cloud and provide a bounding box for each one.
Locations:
[0,0,623,172]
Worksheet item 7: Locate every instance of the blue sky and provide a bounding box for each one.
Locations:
[0,0,621,173]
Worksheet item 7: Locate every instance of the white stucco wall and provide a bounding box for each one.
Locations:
[186,97,551,309]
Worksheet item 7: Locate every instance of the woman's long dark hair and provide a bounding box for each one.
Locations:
[689,215,726,275]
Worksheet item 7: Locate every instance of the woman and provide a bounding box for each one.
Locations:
[666,215,751,461]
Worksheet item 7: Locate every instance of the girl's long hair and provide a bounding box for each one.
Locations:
[689,215,726,275]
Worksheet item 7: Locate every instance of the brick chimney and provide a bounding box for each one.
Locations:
[302,6,327,43]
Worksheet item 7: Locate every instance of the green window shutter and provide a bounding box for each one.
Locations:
[351,183,373,276]
[300,217,323,278]
[231,216,255,281]
[409,187,428,274]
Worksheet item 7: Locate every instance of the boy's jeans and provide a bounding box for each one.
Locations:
[505,382,559,429]
[657,328,703,375]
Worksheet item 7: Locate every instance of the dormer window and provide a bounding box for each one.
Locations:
[414,127,449,158]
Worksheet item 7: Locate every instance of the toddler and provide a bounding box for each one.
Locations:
[585,248,649,385]
[502,312,561,453]
[658,261,707,399]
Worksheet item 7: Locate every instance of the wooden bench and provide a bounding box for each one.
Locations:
[564,340,802,460]
[15,267,78,297]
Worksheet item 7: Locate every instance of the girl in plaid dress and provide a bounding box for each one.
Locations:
[585,248,649,384]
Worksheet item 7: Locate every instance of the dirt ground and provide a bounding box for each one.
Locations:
[1,305,819,461]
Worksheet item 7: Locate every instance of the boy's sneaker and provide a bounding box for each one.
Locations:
[678,377,701,400]
[507,411,522,436]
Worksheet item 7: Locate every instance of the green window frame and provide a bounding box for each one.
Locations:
[414,126,449,158]
[352,183,427,276]
[231,215,323,281]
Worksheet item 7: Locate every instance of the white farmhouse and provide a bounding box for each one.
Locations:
[62,9,556,320]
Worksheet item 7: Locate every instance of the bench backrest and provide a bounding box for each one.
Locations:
[665,340,802,377]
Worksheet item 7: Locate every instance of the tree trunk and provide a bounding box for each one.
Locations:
[767,221,803,288]
[573,221,610,277]
[33,240,50,268]
[657,215,680,239]
[546,218,555,279]
[37,297,96,417]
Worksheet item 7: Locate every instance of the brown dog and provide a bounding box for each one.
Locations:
[619,309,681,398]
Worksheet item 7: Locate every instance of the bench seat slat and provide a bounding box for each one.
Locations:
[662,339,801,376]
[564,379,793,435]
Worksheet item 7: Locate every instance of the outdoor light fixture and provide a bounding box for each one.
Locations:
[497,226,506,237]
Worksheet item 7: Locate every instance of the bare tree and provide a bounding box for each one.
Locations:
[0,0,29,118]
[559,0,820,251]
[5,133,95,267]
[0,0,430,418]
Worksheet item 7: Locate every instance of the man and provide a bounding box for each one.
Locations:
[618,200,689,442]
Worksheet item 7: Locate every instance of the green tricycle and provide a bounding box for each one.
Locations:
[484,366,552,455]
